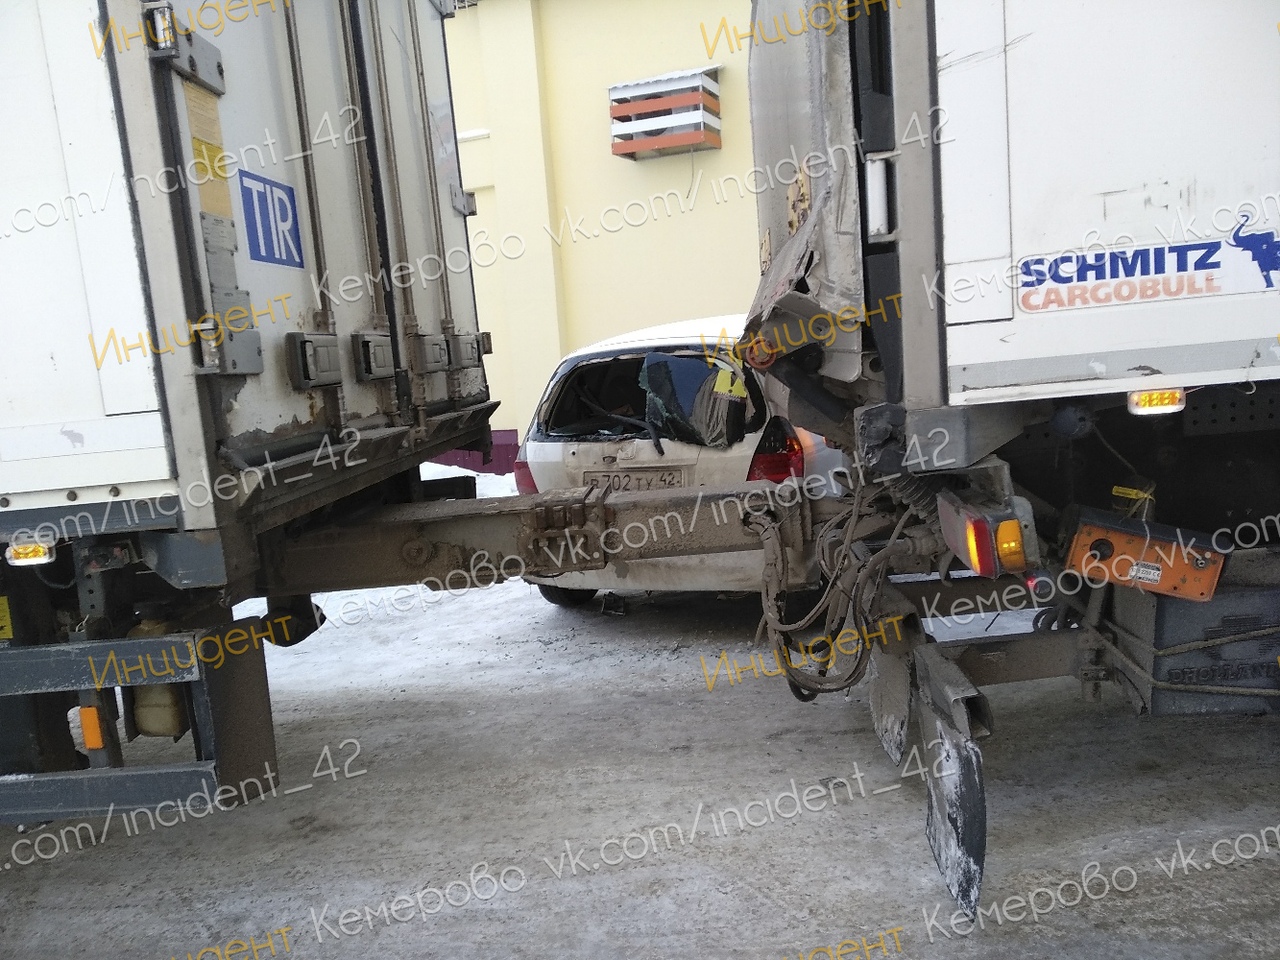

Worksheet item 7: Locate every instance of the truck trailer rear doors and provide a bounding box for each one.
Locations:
[0,0,173,506]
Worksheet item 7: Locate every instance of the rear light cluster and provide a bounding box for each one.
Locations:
[747,418,805,483]
[936,491,1035,579]
[514,441,538,494]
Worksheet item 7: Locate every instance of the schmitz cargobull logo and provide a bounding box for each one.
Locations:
[1017,216,1279,313]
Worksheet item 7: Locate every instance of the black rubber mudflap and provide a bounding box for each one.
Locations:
[917,702,987,917]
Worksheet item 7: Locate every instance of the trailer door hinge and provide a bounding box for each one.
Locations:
[447,333,491,370]
[145,2,225,96]
[413,335,449,373]
[451,184,477,217]
[142,1,178,58]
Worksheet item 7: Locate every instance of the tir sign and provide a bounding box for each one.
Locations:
[239,171,304,269]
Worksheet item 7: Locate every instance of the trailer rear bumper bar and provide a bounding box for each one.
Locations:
[0,762,217,826]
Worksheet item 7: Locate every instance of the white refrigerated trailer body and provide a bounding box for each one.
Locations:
[0,0,497,819]
[936,1,1280,405]
[0,0,493,540]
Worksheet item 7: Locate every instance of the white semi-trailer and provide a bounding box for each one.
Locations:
[0,0,795,837]
[733,0,1280,913]
[0,0,499,815]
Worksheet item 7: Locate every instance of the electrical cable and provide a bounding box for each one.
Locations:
[751,459,946,697]
[759,514,890,695]
[764,485,863,635]
[35,566,75,590]
[1092,425,1138,476]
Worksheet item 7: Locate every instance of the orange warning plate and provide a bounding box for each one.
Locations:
[1065,521,1223,601]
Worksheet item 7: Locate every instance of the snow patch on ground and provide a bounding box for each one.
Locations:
[420,462,518,498]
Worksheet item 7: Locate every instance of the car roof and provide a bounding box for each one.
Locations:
[564,315,747,360]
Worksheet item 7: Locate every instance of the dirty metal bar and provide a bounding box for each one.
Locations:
[889,574,1048,620]
[0,635,200,697]
[942,631,1081,686]
[260,485,809,597]
[916,643,993,740]
[0,763,218,825]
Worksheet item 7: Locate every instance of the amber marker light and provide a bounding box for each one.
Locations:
[1128,388,1185,415]
[80,707,104,750]
[5,542,55,566]
[995,518,1027,571]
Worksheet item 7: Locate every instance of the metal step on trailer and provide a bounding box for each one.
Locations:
[0,630,273,825]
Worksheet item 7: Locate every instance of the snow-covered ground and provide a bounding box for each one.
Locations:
[419,462,518,499]
[4,534,1278,958]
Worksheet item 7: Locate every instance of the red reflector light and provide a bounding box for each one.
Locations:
[938,491,1002,578]
[963,514,997,578]
[746,448,803,483]
[747,418,805,483]
[514,443,538,494]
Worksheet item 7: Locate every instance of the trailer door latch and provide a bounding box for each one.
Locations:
[285,332,342,389]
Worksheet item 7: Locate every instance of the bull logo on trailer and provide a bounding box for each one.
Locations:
[1227,215,1280,289]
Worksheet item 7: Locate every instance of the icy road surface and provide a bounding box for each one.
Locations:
[1,482,1277,959]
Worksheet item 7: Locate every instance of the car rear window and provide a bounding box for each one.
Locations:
[537,348,764,443]
[542,355,649,439]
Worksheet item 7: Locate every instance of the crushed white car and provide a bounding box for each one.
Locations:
[515,316,851,606]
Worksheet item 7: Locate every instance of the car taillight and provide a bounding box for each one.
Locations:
[937,491,1033,579]
[747,418,805,483]
[514,442,538,494]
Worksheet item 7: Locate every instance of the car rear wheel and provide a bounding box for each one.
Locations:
[537,584,599,608]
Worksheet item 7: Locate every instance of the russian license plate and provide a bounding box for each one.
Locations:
[582,469,684,492]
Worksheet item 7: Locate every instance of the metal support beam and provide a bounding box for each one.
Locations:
[259,485,810,596]
[943,631,1081,686]
[916,643,992,740]
[888,573,1048,619]
[0,763,217,824]
[891,0,945,410]
[0,635,200,696]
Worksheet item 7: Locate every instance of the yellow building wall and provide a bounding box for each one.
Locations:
[445,0,759,437]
